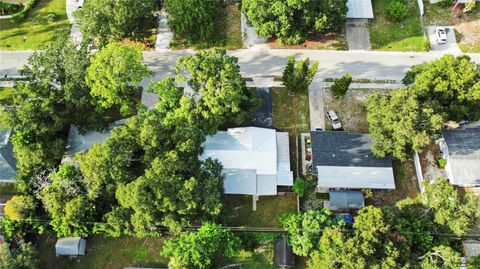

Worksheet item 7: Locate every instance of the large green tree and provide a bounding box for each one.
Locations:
[86,43,152,115]
[282,56,318,94]
[366,88,444,160]
[420,245,462,269]
[281,209,341,256]
[174,49,260,133]
[40,164,95,237]
[161,222,241,269]
[163,0,221,42]
[403,55,480,121]
[0,242,39,269]
[242,0,348,45]
[0,38,105,192]
[75,0,158,46]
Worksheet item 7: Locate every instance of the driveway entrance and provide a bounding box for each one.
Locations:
[346,19,372,50]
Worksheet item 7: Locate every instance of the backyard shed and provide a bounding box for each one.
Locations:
[346,0,374,19]
[329,191,365,210]
[55,237,86,256]
[274,238,295,267]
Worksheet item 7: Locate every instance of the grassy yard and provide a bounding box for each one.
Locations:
[369,159,419,206]
[0,183,18,195]
[0,0,70,50]
[272,87,310,177]
[230,242,277,269]
[0,87,13,103]
[222,194,298,228]
[369,0,426,51]
[38,234,170,269]
[171,4,243,49]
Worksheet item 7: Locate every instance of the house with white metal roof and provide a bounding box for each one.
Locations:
[346,0,374,19]
[0,129,16,182]
[440,128,480,187]
[310,131,395,190]
[201,127,293,196]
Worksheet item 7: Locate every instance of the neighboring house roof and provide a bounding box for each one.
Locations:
[274,238,295,267]
[55,237,86,256]
[346,0,374,19]
[329,191,365,210]
[201,127,293,195]
[0,129,16,182]
[441,128,480,187]
[311,131,395,189]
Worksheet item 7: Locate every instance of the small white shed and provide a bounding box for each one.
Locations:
[55,237,86,256]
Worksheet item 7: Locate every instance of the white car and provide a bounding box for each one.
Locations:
[327,110,342,130]
[435,27,447,44]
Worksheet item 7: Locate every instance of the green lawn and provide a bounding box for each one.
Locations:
[0,87,13,103]
[171,4,243,49]
[0,183,18,195]
[38,234,170,269]
[222,194,298,228]
[369,0,426,51]
[272,87,310,177]
[0,0,70,50]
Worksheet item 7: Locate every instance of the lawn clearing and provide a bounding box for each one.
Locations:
[0,87,13,103]
[170,4,242,49]
[222,194,298,228]
[369,0,426,51]
[230,242,277,269]
[272,87,310,177]
[323,88,387,133]
[38,234,170,269]
[0,0,70,50]
[369,159,419,206]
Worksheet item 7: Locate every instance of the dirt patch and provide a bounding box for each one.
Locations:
[455,20,480,44]
[419,144,446,182]
[268,33,347,50]
[323,89,388,133]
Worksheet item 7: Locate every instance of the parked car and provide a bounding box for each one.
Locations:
[327,110,342,130]
[435,27,447,44]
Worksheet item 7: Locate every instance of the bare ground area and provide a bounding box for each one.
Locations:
[419,143,446,183]
[323,89,388,133]
[268,33,347,50]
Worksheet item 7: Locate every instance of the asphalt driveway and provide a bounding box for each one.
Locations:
[426,26,461,54]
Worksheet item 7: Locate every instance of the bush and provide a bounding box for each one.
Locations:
[4,195,36,221]
[330,73,352,98]
[10,0,38,22]
[437,158,447,169]
[385,0,408,22]
[293,178,313,198]
[0,2,22,15]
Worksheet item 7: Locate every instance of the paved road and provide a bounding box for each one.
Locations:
[2,49,480,80]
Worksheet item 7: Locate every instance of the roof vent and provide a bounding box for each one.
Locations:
[332,154,336,157]
[366,154,369,158]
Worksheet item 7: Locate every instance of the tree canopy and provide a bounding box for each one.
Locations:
[86,43,152,115]
[282,56,318,94]
[403,55,480,121]
[163,0,221,43]
[4,196,36,222]
[75,0,158,46]
[366,88,443,160]
[242,0,348,45]
[161,222,240,269]
[0,242,39,269]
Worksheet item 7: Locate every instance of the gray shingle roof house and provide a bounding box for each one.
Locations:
[0,129,16,182]
[310,131,395,189]
[440,128,480,187]
[329,191,365,210]
[55,237,86,256]
[201,127,293,196]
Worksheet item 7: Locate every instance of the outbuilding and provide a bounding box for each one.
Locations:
[55,237,86,256]
[329,191,365,210]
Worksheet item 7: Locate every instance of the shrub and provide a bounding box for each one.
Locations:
[330,73,352,98]
[4,195,36,221]
[361,189,374,199]
[0,2,22,15]
[437,158,447,169]
[293,178,313,198]
[385,0,408,22]
[10,0,38,22]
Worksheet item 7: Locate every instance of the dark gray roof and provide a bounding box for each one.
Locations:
[329,191,365,210]
[274,238,294,267]
[0,129,16,182]
[310,131,392,172]
[442,128,480,156]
